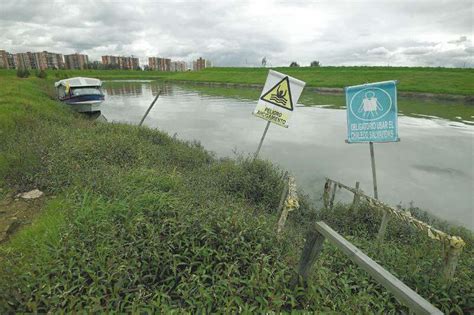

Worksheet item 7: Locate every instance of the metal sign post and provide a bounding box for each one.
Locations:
[369,141,378,199]
[345,81,399,241]
[254,121,271,160]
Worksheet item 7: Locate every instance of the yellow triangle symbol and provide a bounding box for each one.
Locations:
[260,76,293,111]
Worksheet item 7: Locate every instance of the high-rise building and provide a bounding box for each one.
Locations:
[32,52,48,70]
[44,51,65,69]
[14,53,33,69]
[102,55,139,70]
[102,55,119,67]
[148,57,171,71]
[193,57,208,71]
[13,51,64,70]
[170,61,187,72]
[0,50,15,69]
[65,53,89,70]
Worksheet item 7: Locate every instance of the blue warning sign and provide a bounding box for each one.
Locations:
[345,81,399,143]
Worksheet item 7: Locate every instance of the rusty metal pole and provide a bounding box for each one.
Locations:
[254,121,271,160]
[139,91,161,126]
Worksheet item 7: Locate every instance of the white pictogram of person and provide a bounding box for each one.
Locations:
[358,90,383,118]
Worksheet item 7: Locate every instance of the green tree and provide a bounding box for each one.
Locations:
[310,60,321,67]
[289,61,300,67]
[36,69,47,79]
[16,68,30,78]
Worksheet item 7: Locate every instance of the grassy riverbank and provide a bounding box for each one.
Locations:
[172,82,474,123]
[7,66,470,96]
[0,73,473,313]
[160,66,474,96]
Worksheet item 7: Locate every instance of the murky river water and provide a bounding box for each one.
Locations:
[99,81,474,230]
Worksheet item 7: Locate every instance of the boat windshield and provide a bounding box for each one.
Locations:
[71,88,102,96]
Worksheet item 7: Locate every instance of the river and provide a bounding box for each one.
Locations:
[99,80,474,230]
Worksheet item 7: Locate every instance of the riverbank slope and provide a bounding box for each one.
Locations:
[35,66,474,96]
[0,72,472,313]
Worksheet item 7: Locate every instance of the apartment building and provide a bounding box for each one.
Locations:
[193,57,209,71]
[44,52,65,69]
[102,55,140,70]
[148,57,171,71]
[0,50,15,69]
[65,53,89,70]
[14,52,34,69]
[170,61,187,72]
[12,51,64,70]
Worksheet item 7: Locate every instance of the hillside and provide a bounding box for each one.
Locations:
[33,66,474,96]
[0,72,472,313]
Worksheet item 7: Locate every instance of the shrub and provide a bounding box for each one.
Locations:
[16,68,30,78]
[36,69,47,79]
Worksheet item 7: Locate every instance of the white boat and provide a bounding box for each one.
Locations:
[54,77,105,113]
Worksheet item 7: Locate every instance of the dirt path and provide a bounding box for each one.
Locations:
[0,191,45,242]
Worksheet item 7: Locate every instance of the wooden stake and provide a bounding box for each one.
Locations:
[276,172,289,214]
[443,245,463,281]
[351,181,360,211]
[329,182,337,209]
[323,179,331,209]
[314,221,443,315]
[139,91,161,126]
[292,228,325,286]
[377,211,390,241]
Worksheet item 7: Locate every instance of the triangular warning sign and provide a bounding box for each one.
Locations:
[260,76,293,111]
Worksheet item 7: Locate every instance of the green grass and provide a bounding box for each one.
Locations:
[165,66,474,96]
[2,66,470,95]
[30,66,474,95]
[0,73,473,313]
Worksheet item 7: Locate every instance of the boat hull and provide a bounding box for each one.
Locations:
[62,94,105,113]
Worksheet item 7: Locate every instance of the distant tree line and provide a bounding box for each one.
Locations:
[288,60,321,67]
[16,69,48,78]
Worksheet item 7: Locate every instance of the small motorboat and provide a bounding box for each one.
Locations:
[55,77,105,113]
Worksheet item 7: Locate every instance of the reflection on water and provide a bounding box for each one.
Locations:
[100,81,474,229]
[103,81,174,97]
[103,82,143,96]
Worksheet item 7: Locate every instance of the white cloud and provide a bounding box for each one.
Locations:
[0,0,472,67]
[367,47,391,56]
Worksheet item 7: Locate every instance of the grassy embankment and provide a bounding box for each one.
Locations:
[39,66,474,96]
[47,67,474,122]
[166,82,474,123]
[0,71,473,313]
[37,66,474,122]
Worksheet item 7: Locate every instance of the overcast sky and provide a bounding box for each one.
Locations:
[1,0,472,67]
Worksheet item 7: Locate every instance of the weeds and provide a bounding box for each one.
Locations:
[0,74,472,313]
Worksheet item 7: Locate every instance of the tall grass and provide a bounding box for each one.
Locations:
[0,73,472,313]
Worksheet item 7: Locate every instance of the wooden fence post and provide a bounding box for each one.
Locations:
[292,227,325,286]
[329,182,337,209]
[351,181,360,211]
[442,245,463,281]
[277,176,299,235]
[314,221,443,315]
[276,172,289,214]
[323,179,330,209]
[377,211,390,242]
